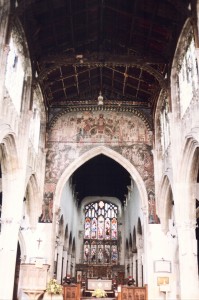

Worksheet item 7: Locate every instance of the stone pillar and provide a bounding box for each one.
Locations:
[62,250,68,280]
[0,168,25,300]
[129,256,133,277]
[137,236,143,287]
[56,245,63,284]
[132,254,137,284]
[137,250,143,287]
[177,222,199,299]
[124,258,129,278]
[67,254,72,276]
[71,256,76,278]
[0,221,19,300]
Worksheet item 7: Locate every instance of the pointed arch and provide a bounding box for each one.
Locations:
[0,131,19,173]
[54,146,148,214]
[24,174,40,230]
[157,175,173,233]
[179,136,199,220]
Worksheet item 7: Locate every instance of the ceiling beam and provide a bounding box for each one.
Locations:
[38,53,167,88]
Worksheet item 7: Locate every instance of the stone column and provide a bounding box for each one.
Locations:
[137,250,143,287]
[62,250,68,280]
[67,253,72,276]
[137,236,143,287]
[0,170,25,300]
[129,256,133,277]
[56,245,63,284]
[132,254,137,284]
[71,256,76,278]
[124,258,129,278]
[177,222,199,299]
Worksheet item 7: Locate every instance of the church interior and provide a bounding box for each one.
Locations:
[0,0,199,299]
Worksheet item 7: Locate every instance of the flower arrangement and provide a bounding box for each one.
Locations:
[92,288,107,298]
[46,279,63,295]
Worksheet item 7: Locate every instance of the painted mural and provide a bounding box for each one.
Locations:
[39,110,159,224]
[48,111,152,144]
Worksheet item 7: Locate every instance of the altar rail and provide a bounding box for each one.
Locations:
[118,285,148,300]
[63,284,148,300]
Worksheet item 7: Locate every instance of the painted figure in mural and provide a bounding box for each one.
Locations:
[148,191,156,223]
[39,192,53,223]
[96,114,106,133]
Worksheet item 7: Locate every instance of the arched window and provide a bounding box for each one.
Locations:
[160,98,170,153]
[83,200,118,264]
[5,32,25,114]
[178,35,199,116]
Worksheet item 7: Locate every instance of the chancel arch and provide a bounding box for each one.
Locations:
[54,146,148,216]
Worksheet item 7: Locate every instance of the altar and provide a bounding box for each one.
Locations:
[87,278,112,291]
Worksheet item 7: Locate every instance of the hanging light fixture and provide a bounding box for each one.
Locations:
[98,91,104,105]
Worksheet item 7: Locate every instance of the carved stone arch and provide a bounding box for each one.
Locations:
[0,131,19,231]
[24,174,40,230]
[0,132,19,173]
[54,146,148,216]
[157,175,173,233]
[180,136,199,221]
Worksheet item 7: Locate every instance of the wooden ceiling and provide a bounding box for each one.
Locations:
[15,0,190,121]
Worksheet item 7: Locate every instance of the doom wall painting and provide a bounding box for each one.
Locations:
[39,110,158,223]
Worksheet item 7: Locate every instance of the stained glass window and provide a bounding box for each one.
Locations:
[83,201,118,264]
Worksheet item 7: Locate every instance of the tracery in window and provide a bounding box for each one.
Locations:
[178,36,199,116]
[83,201,118,264]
